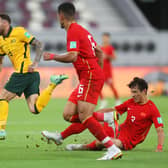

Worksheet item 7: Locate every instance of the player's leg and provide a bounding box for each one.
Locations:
[35,74,68,113]
[77,101,122,160]
[0,72,24,139]
[65,123,115,151]
[66,126,123,151]
[63,100,79,122]
[41,99,86,144]
[61,100,86,139]
[77,77,122,160]
[66,140,104,151]
[93,110,119,137]
[0,89,16,139]
[26,73,68,114]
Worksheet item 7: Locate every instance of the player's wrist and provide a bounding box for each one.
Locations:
[157,144,163,150]
[49,53,55,60]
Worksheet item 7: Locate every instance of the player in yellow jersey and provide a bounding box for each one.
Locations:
[0,14,68,140]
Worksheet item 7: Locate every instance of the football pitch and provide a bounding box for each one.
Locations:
[0,96,167,168]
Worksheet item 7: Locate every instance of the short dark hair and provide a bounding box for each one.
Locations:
[0,14,11,24]
[128,77,148,92]
[103,32,111,37]
[58,2,76,20]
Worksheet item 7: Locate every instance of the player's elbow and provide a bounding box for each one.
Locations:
[69,52,77,62]
[71,56,77,62]
[157,127,164,136]
[37,41,44,50]
[33,39,44,50]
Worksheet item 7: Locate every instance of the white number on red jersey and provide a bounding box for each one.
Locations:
[88,35,96,56]
[131,116,136,122]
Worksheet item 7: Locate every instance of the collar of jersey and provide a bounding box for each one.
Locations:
[3,26,13,38]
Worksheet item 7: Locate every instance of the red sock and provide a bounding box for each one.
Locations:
[70,114,81,123]
[93,112,104,121]
[61,123,86,139]
[86,140,98,150]
[82,116,113,148]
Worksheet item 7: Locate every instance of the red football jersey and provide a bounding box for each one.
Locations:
[115,98,163,146]
[101,45,115,79]
[67,23,103,80]
[101,45,115,70]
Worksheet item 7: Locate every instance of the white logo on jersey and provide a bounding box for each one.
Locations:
[131,116,136,122]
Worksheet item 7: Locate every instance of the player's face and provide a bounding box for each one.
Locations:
[58,12,65,29]
[0,18,5,35]
[102,35,110,44]
[130,86,145,103]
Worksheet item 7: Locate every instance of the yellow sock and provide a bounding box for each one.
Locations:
[35,83,56,113]
[0,100,9,130]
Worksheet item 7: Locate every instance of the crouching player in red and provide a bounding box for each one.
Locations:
[66,77,164,152]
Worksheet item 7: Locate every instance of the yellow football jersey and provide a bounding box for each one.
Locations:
[0,26,35,73]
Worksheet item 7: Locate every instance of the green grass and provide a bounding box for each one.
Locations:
[0,96,167,168]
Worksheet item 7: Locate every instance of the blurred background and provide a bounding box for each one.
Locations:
[1,0,168,98]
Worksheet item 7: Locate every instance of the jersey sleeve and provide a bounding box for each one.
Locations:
[0,37,6,56]
[115,99,129,115]
[67,29,79,52]
[18,27,35,44]
[0,48,5,56]
[150,103,164,128]
[108,46,115,59]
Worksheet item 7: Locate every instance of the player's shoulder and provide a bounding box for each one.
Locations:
[121,98,134,106]
[12,26,26,35]
[147,99,156,106]
[127,98,134,104]
[147,100,159,112]
[69,22,88,34]
[110,45,115,50]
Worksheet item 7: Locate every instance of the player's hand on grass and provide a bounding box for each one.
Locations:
[155,144,163,152]
[155,148,162,152]
[28,62,38,72]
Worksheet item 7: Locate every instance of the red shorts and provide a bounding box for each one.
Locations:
[102,122,135,150]
[117,124,135,150]
[68,77,104,105]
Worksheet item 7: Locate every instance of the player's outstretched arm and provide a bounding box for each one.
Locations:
[28,39,44,72]
[43,51,78,63]
[95,45,103,68]
[155,126,164,152]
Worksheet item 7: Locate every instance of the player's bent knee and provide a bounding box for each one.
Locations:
[63,112,72,122]
[78,112,86,122]
[29,104,40,115]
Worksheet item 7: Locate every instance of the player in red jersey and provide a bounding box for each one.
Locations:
[42,2,122,160]
[65,77,164,152]
[100,32,121,108]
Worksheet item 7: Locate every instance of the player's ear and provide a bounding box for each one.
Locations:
[143,89,147,95]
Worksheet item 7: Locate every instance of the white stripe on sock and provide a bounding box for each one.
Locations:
[101,136,111,144]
